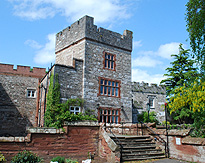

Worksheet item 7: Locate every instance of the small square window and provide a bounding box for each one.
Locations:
[70,106,81,115]
[27,89,36,98]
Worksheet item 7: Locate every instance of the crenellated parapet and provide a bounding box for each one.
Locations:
[132,81,166,94]
[55,15,133,53]
[0,63,46,79]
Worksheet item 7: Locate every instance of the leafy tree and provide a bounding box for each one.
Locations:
[161,44,198,97]
[185,0,205,75]
[161,44,199,124]
[169,80,205,137]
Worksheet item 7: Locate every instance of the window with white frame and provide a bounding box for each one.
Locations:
[27,89,36,98]
[70,106,81,115]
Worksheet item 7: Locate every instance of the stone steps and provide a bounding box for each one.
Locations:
[110,135,166,162]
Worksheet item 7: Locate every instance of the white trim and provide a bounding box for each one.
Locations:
[70,106,81,114]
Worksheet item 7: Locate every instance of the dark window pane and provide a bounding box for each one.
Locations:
[104,109,107,114]
[116,88,118,97]
[108,54,110,60]
[116,110,118,115]
[101,79,104,85]
[108,110,111,115]
[100,109,103,114]
[108,116,110,123]
[108,60,110,68]
[112,110,115,115]
[104,86,107,94]
[112,88,115,96]
[104,116,107,123]
[100,115,103,122]
[108,87,111,95]
[100,86,103,95]
[108,81,111,86]
[111,55,114,61]
[112,81,115,86]
[116,82,119,87]
[105,80,107,85]
[116,116,118,123]
[112,116,115,123]
[111,61,114,69]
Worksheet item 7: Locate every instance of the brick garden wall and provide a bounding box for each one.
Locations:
[150,127,205,163]
[0,123,100,162]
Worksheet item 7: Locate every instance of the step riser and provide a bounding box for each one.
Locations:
[111,135,166,162]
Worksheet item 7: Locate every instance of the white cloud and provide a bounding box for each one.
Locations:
[24,40,42,49]
[137,42,181,60]
[8,0,131,23]
[33,33,55,64]
[133,40,142,49]
[157,42,180,59]
[132,68,165,84]
[132,56,162,67]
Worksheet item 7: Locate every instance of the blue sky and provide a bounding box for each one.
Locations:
[0,0,189,84]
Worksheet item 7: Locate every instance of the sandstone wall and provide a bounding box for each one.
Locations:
[0,124,99,162]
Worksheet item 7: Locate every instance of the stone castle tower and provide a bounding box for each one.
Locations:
[40,15,133,124]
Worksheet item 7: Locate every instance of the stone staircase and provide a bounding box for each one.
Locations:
[110,135,166,162]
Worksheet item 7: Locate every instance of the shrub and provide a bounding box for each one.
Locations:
[11,150,42,163]
[0,152,6,162]
[138,111,159,124]
[65,158,78,163]
[51,156,65,163]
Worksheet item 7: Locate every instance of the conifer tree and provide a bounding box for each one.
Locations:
[161,44,198,97]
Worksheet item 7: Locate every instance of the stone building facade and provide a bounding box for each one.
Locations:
[38,15,133,126]
[132,82,166,123]
[0,64,46,136]
[0,15,166,136]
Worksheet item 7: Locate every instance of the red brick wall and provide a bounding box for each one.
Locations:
[0,126,99,162]
[0,63,46,78]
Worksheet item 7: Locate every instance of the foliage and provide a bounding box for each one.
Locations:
[11,150,42,163]
[138,111,159,124]
[0,152,6,162]
[45,73,97,129]
[186,0,205,74]
[65,158,78,163]
[50,156,78,163]
[160,44,199,124]
[161,43,198,97]
[51,156,65,163]
[168,80,205,137]
[45,72,61,126]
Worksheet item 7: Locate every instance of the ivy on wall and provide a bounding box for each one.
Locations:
[45,72,97,128]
